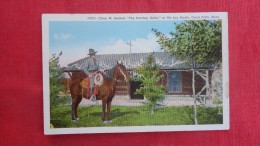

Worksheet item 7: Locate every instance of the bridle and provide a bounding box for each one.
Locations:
[114,66,127,82]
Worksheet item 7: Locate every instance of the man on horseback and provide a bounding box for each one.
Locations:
[83,48,102,101]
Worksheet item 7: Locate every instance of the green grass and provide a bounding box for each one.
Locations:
[51,105,223,128]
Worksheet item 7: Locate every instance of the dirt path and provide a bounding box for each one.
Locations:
[79,95,209,107]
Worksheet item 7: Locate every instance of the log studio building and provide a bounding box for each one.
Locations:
[64,52,213,100]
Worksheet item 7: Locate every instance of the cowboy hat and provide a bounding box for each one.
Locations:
[88,48,98,55]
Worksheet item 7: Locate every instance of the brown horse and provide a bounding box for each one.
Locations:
[69,62,129,123]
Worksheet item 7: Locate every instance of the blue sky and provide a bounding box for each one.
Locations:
[49,20,181,66]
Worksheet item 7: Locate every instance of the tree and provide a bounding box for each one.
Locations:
[133,53,165,115]
[49,52,69,121]
[153,20,222,65]
[153,20,222,124]
[50,52,63,107]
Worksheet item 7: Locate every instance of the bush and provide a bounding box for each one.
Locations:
[49,52,70,120]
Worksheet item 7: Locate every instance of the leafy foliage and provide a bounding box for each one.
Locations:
[153,20,222,65]
[49,52,70,120]
[50,105,223,128]
[132,53,165,114]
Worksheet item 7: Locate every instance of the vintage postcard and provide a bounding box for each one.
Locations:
[42,12,229,135]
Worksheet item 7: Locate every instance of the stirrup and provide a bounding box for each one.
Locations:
[90,95,96,102]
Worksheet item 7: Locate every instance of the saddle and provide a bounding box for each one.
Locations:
[80,73,103,99]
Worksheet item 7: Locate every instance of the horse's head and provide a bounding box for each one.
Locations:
[113,62,130,82]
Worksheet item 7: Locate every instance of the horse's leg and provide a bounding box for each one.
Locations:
[107,100,113,123]
[101,98,107,123]
[71,95,77,121]
[75,96,82,121]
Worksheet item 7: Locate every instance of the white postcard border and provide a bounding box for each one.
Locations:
[42,12,229,135]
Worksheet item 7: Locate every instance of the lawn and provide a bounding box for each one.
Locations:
[51,105,223,128]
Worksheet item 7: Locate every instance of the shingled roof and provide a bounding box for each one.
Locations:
[64,52,212,72]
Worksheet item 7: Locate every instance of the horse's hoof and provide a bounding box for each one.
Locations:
[103,121,109,124]
[102,120,112,124]
[72,118,80,122]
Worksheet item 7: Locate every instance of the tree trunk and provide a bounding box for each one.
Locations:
[150,106,155,115]
[192,62,198,125]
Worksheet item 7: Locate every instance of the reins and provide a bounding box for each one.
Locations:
[113,66,127,82]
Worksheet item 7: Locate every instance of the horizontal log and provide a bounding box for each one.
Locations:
[116,86,128,89]
[115,91,128,95]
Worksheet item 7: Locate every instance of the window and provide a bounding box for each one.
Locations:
[167,71,182,93]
